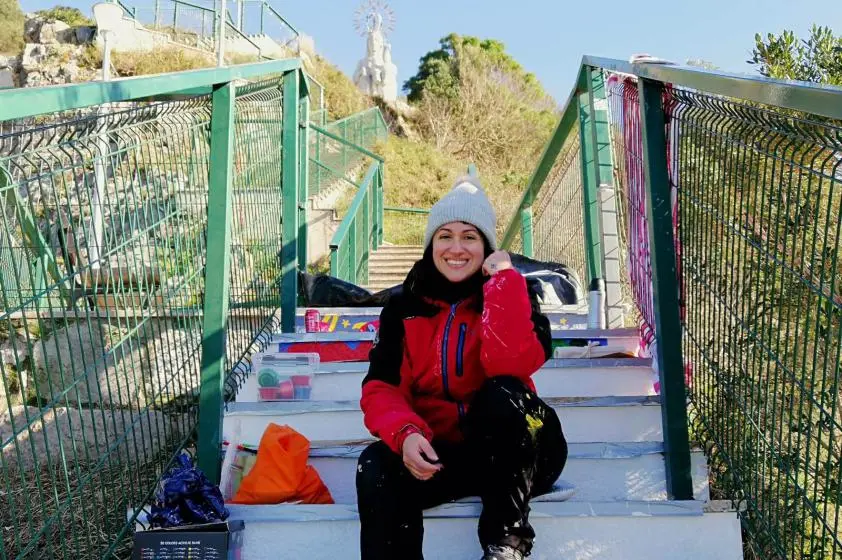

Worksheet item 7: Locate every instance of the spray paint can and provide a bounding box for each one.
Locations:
[305,309,321,333]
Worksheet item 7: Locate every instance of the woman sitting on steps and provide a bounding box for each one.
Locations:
[356,176,569,560]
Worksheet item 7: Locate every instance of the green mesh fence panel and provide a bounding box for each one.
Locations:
[0,75,290,558]
[666,87,842,559]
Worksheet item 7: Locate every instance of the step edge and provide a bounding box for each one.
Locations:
[223,500,709,523]
[225,395,661,415]
[307,442,709,460]
[308,357,653,374]
[269,329,641,343]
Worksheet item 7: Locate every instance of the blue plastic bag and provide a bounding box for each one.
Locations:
[148,453,229,528]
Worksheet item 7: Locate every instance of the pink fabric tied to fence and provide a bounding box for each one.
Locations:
[605,74,690,394]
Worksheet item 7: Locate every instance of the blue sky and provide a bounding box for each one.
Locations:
[23,0,842,101]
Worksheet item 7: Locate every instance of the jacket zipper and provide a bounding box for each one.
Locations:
[456,323,467,377]
[455,322,467,424]
[441,303,457,401]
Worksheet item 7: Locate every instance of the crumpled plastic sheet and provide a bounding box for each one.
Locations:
[148,453,229,529]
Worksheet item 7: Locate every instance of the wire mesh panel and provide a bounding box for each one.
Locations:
[329,162,382,285]
[232,0,298,51]
[131,1,217,49]
[529,135,587,283]
[0,75,291,558]
[309,109,387,199]
[225,79,285,394]
[663,86,842,559]
[0,97,211,559]
[309,127,362,198]
[604,74,683,346]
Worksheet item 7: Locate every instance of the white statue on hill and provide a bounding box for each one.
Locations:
[353,1,397,102]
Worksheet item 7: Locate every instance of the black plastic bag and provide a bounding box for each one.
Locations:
[147,453,229,529]
[509,254,583,305]
[298,272,374,307]
[297,252,582,308]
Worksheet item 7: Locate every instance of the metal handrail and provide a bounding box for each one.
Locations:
[0,59,301,120]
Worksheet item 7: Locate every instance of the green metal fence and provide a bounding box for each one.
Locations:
[309,108,387,199]
[232,0,299,50]
[126,0,218,49]
[329,161,384,285]
[0,59,308,558]
[501,81,599,290]
[116,0,299,62]
[594,56,842,558]
[503,56,842,558]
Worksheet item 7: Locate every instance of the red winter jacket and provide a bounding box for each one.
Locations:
[360,265,552,454]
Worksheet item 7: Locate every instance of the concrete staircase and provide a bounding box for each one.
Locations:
[219,316,744,559]
[364,245,423,293]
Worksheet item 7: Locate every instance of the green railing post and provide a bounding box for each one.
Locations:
[341,121,347,170]
[197,81,236,483]
[280,70,300,333]
[297,94,309,273]
[154,0,160,26]
[349,220,357,284]
[520,206,534,257]
[637,77,693,500]
[173,2,179,29]
[259,2,265,34]
[377,164,384,246]
[577,67,605,285]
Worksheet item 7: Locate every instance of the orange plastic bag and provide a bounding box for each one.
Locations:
[229,423,334,505]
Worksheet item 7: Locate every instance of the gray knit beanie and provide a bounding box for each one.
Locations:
[423,175,497,250]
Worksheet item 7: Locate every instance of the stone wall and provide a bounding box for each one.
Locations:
[2,15,99,88]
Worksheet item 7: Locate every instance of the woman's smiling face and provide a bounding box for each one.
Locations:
[431,222,485,282]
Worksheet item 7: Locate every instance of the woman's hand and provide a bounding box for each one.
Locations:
[483,250,513,276]
[401,433,442,481]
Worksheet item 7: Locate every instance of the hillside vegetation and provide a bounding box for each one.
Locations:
[377,33,558,237]
[0,0,24,54]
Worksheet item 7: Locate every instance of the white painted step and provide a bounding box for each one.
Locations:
[293,305,591,331]
[270,328,640,344]
[267,330,641,359]
[223,396,663,445]
[366,265,419,274]
[224,502,743,559]
[305,442,710,504]
[236,358,656,403]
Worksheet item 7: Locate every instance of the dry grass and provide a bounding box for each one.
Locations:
[0,0,24,55]
[113,47,215,77]
[306,54,369,121]
[80,45,216,77]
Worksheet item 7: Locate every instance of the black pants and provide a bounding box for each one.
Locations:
[357,376,568,559]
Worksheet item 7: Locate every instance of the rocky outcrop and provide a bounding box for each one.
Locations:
[20,43,96,87]
[375,97,421,140]
[31,321,201,409]
[10,14,99,88]
[0,404,181,470]
[24,15,95,46]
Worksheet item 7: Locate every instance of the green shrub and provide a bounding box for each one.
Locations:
[35,6,93,27]
[0,0,24,55]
